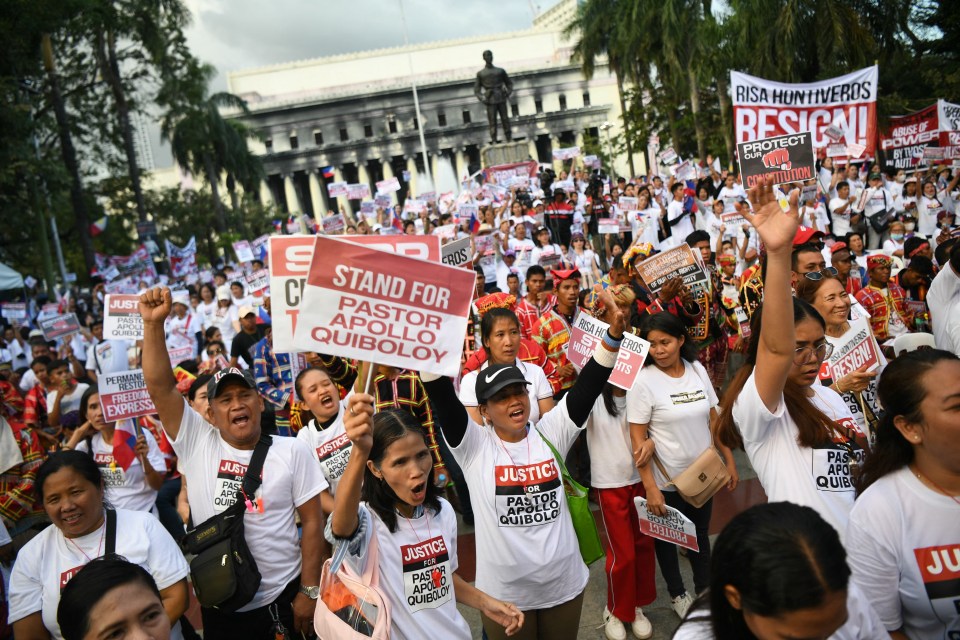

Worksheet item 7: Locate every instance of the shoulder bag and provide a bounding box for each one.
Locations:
[314,522,392,639]
[181,435,271,611]
[868,190,895,235]
[537,430,604,565]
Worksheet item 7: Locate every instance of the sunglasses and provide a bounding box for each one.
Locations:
[803,267,838,281]
[207,348,223,356]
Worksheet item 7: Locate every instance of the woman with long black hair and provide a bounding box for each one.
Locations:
[847,349,960,639]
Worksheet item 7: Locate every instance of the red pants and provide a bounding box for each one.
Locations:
[596,483,657,622]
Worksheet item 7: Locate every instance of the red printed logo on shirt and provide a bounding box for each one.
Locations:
[315,433,352,485]
[401,535,452,612]
[494,461,562,527]
[213,459,251,513]
[60,565,84,591]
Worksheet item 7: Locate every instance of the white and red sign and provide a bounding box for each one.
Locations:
[880,104,940,171]
[327,181,348,198]
[291,236,475,377]
[618,196,639,212]
[245,269,270,296]
[634,497,699,552]
[376,176,401,193]
[913,544,960,627]
[938,99,960,147]
[609,332,650,390]
[552,146,581,161]
[104,295,143,340]
[0,303,27,321]
[495,460,562,527]
[401,536,453,612]
[99,369,156,422]
[167,346,193,367]
[39,313,81,341]
[346,183,371,200]
[731,66,878,156]
[321,213,346,234]
[165,237,197,278]
[659,147,679,165]
[232,240,254,263]
[825,317,883,381]
[566,313,608,370]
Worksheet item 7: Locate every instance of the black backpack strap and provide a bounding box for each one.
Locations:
[240,435,272,498]
[104,508,117,556]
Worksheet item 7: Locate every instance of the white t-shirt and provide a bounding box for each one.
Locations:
[341,501,471,640]
[197,300,218,329]
[86,339,132,375]
[76,427,166,512]
[801,203,830,233]
[846,467,960,638]
[928,263,960,356]
[631,207,662,250]
[459,360,554,424]
[672,582,887,639]
[296,408,352,496]
[530,243,565,270]
[46,383,90,417]
[170,402,327,611]
[882,238,905,256]
[585,394,639,489]
[731,373,862,540]
[446,400,589,610]
[164,312,202,358]
[830,196,854,237]
[8,508,188,640]
[717,185,746,213]
[626,361,718,488]
[668,200,695,242]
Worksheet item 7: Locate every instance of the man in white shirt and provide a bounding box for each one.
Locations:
[828,181,858,238]
[138,287,327,639]
[667,182,695,246]
[45,358,90,430]
[857,172,894,249]
[927,239,960,355]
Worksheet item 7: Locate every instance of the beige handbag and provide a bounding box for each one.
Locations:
[653,447,730,508]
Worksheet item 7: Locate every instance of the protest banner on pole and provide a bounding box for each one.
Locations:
[376,177,401,193]
[879,104,939,171]
[233,240,254,263]
[346,183,371,200]
[737,131,815,188]
[327,181,348,198]
[39,313,81,341]
[0,303,27,321]
[566,313,608,370]
[634,245,709,294]
[104,295,144,340]
[731,66,878,155]
[552,146,581,161]
[441,236,472,268]
[291,236,476,377]
[658,147,679,165]
[482,161,539,186]
[634,497,700,552]
[609,333,651,390]
[99,369,156,422]
[165,237,198,278]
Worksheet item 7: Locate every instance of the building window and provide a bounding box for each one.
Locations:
[511,103,520,117]
[534,99,543,114]
[364,124,374,138]
[264,138,273,153]
[462,110,471,124]
[582,91,591,107]
[313,130,323,145]
[438,112,447,127]
[289,134,298,150]
[339,127,348,142]
[388,119,397,134]
[559,95,567,111]
[413,117,419,130]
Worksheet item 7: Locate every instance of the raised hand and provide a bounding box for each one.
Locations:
[344,393,375,455]
[138,287,172,325]
[592,283,626,338]
[738,176,800,255]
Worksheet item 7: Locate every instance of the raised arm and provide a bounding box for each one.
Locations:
[330,393,374,538]
[739,179,801,412]
[138,288,184,439]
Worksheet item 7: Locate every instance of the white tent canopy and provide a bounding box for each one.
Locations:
[0,263,24,291]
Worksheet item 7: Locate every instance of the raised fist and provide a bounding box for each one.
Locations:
[762,148,791,171]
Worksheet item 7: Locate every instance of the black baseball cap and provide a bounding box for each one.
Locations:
[207,367,257,399]
[475,364,530,403]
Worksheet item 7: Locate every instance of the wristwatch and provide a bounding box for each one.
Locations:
[299,584,320,599]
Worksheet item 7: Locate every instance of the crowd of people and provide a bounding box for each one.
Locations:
[0,154,956,640]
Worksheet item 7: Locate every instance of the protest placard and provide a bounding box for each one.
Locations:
[737,131,815,189]
[923,146,946,161]
[618,196,639,212]
[823,123,845,142]
[346,183,371,200]
[1,303,27,321]
[799,184,819,206]
[659,147,679,165]
[432,224,457,240]
[583,154,601,169]
[720,212,748,230]
[634,244,709,294]
[291,236,476,377]
[634,497,699,552]
[39,313,81,341]
[167,346,193,367]
[404,199,426,214]
[232,240,254,263]
[566,313,608,370]
[360,201,376,216]
[99,369,156,422]
[246,269,270,296]
[100,264,121,282]
[597,218,620,235]
[441,236,472,268]
[24,275,37,289]
[609,333,651,390]
[327,181,348,198]
[846,142,866,158]
[322,213,346,234]
[672,160,697,182]
[552,146,581,161]
[104,295,143,340]
[251,235,270,262]
[375,194,393,209]
[458,203,478,220]
[376,176,401,193]
[826,317,883,380]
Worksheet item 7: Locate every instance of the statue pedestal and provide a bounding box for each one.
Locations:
[481,141,531,168]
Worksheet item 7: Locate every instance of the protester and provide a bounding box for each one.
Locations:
[829,243,864,296]
[45,359,89,432]
[58,557,173,640]
[138,287,327,638]
[8,451,189,639]
[672,502,886,639]
[326,403,524,639]
[514,266,554,341]
[534,269,581,394]
[211,285,238,353]
[568,233,601,288]
[294,366,350,515]
[854,255,913,341]
[927,239,960,355]
[718,178,862,540]
[229,305,265,369]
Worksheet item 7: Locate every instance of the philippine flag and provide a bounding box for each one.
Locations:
[90,217,108,237]
[321,166,336,179]
[468,211,481,234]
[112,419,140,471]
[256,306,272,325]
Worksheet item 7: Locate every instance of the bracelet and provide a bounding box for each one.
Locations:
[602,330,623,351]
[834,380,844,394]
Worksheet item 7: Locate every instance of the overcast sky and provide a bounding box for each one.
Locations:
[148,0,553,166]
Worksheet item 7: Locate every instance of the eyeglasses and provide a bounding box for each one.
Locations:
[794,342,834,364]
[207,348,223,356]
[803,267,838,281]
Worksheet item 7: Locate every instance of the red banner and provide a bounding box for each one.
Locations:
[880,104,940,171]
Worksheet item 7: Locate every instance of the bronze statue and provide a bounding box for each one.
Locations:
[474,50,513,144]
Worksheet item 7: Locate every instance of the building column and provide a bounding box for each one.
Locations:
[527,139,538,163]
[259,179,274,206]
[430,153,441,193]
[381,158,395,204]
[283,174,299,214]
[406,156,418,198]
[455,148,466,182]
[551,135,562,172]
[575,131,585,164]
[357,159,371,196]
[308,170,326,222]
[332,166,350,221]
